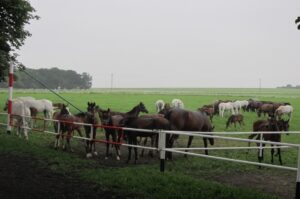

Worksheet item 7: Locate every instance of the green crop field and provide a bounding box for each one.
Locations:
[0,88,299,199]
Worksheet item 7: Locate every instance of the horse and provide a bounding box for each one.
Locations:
[53,105,84,152]
[120,116,170,164]
[171,99,184,109]
[232,100,249,113]
[85,102,101,157]
[247,99,262,112]
[17,98,54,120]
[275,105,293,121]
[155,100,165,113]
[99,102,149,160]
[257,103,275,117]
[164,109,214,159]
[198,105,214,121]
[218,102,235,117]
[3,100,31,140]
[248,118,289,166]
[226,114,244,129]
[53,103,99,157]
[139,113,165,157]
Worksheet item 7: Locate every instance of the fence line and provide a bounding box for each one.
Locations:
[1,111,300,198]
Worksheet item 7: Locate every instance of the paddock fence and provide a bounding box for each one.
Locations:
[1,111,300,198]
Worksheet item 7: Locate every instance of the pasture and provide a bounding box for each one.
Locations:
[0,88,300,199]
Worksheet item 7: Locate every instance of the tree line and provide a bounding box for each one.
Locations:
[12,67,93,89]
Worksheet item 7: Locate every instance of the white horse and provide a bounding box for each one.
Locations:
[155,100,165,113]
[275,105,293,121]
[233,100,249,113]
[219,102,235,117]
[4,100,31,140]
[17,98,54,119]
[16,96,35,101]
[171,99,184,109]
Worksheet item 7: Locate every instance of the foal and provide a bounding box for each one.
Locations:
[225,114,244,129]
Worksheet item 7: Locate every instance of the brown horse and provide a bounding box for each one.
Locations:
[99,102,149,160]
[248,118,289,166]
[139,114,164,157]
[53,104,84,152]
[198,105,214,121]
[164,109,214,159]
[121,116,170,164]
[257,103,276,117]
[226,114,244,129]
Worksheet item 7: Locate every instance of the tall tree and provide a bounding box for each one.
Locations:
[296,17,300,30]
[0,0,38,81]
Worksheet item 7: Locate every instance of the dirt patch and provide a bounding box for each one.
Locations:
[0,153,128,199]
[211,169,295,199]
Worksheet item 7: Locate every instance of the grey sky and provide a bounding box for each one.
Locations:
[19,0,300,88]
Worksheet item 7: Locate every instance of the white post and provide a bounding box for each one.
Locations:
[6,64,14,134]
[259,133,263,161]
[158,130,166,172]
[296,147,300,198]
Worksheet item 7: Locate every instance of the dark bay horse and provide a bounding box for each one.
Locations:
[164,109,214,159]
[121,116,170,164]
[248,118,289,166]
[99,102,149,160]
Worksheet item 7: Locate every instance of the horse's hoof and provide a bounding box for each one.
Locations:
[86,153,92,158]
[93,151,98,156]
[116,156,120,161]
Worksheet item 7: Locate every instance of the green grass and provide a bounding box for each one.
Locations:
[0,88,299,198]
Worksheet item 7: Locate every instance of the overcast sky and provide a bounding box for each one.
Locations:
[18,0,300,88]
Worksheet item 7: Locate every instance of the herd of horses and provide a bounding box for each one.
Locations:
[2,97,293,165]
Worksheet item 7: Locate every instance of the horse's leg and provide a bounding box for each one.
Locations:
[133,136,138,164]
[85,131,92,158]
[148,136,155,157]
[112,131,120,160]
[126,137,132,164]
[117,130,122,156]
[105,131,110,159]
[278,147,282,165]
[203,138,208,155]
[184,136,194,157]
[67,130,73,152]
[92,127,97,156]
[271,144,274,164]
[141,137,147,157]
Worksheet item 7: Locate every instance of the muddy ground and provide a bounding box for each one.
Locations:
[0,153,129,199]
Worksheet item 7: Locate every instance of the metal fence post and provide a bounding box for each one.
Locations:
[259,132,263,160]
[158,130,166,172]
[296,147,300,199]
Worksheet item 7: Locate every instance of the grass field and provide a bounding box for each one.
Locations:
[0,88,300,198]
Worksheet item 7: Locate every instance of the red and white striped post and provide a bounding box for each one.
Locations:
[7,64,14,134]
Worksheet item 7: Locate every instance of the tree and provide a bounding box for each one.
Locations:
[0,0,38,81]
[296,17,300,30]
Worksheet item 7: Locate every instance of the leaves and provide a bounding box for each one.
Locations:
[0,0,38,80]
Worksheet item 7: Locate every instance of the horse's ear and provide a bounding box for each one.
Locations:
[107,108,110,112]
[87,102,90,106]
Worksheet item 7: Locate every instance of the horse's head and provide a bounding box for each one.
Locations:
[60,104,70,115]
[277,119,290,132]
[139,102,149,114]
[101,108,111,125]
[87,102,96,113]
